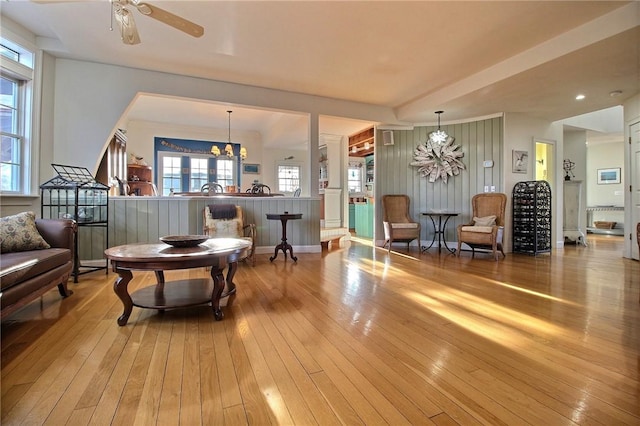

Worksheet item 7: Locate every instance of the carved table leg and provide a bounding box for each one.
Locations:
[154,270,166,313]
[225,261,238,296]
[113,268,134,326]
[210,260,228,321]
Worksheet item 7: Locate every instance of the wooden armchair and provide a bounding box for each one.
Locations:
[456,193,507,260]
[203,204,256,266]
[382,194,421,252]
[201,182,224,195]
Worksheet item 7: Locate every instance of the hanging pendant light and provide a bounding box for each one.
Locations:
[224,110,234,157]
[430,110,449,145]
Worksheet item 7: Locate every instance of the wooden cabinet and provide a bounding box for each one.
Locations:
[128,164,151,182]
[127,164,156,196]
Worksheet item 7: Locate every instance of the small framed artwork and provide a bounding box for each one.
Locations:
[243,163,260,174]
[597,167,621,184]
[512,150,528,174]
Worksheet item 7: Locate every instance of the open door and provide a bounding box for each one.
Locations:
[630,121,640,259]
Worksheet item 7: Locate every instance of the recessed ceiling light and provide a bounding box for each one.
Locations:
[575,94,586,100]
[610,90,623,97]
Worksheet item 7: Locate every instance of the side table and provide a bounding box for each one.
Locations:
[421,212,458,254]
[266,212,303,262]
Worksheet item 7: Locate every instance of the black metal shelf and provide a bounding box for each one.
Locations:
[512,180,552,255]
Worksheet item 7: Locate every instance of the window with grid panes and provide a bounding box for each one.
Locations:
[189,157,208,192]
[161,155,182,195]
[1,37,34,194]
[277,165,300,193]
[348,166,363,193]
[216,158,234,188]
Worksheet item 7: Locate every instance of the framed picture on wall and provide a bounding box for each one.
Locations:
[597,167,620,184]
[243,163,260,174]
[512,150,528,174]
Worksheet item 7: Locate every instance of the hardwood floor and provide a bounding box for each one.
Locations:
[2,235,639,425]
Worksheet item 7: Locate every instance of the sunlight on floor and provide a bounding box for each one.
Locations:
[405,287,563,347]
[490,280,577,305]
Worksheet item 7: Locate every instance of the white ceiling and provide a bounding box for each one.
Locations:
[1,1,638,147]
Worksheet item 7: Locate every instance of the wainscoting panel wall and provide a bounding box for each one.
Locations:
[375,117,503,245]
[85,196,322,261]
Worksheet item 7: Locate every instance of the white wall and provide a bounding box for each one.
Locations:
[503,113,563,250]
[587,141,624,207]
[563,129,588,235]
[48,59,398,191]
[260,148,310,196]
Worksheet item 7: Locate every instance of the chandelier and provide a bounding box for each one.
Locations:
[211,109,247,160]
[429,111,448,145]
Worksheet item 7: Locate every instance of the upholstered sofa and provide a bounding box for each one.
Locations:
[0,212,76,320]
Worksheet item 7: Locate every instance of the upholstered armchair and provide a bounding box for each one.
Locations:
[203,204,256,265]
[456,193,507,260]
[382,194,421,252]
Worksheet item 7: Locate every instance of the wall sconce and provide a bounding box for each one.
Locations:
[210,145,221,156]
[240,147,247,160]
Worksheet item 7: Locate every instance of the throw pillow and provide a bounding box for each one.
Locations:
[0,211,51,253]
[473,215,497,227]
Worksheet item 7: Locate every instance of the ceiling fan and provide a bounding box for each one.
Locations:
[35,0,204,45]
[110,0,204,45]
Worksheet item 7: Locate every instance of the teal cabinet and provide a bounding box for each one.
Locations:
[349,204,355,229]
[355,203,374,238]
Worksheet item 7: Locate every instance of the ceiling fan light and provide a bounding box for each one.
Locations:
[114,5,141,45]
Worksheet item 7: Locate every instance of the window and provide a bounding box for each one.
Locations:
[216,158,234,188]
[0,36,34,194]
[157,152,237,194]
[348,165,363,193]
[161,155,182,195]
[190,157,208,191]
[1,76,21,192]
[277,165,300,193]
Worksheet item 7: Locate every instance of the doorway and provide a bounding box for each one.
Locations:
[630,121,640,259]
[535,140,555,184]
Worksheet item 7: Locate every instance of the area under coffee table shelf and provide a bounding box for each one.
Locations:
[131,278,214,310]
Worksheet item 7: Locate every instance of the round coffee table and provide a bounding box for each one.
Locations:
[104,237,250,325]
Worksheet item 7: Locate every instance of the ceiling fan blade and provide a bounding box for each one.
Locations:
[114,6,141,45]
[134,2,204,38]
